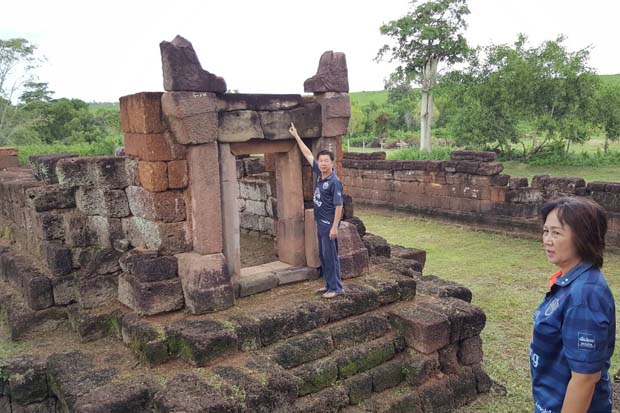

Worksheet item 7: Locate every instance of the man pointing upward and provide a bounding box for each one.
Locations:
[288,123,345,299]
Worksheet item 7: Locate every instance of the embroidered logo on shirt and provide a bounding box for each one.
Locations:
[322,182,329,190]
[313,188,322,207]
[544,298,559,316]
[577,332,596,352]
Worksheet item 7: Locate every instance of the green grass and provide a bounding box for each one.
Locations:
[571,134,620,154]
[358,207,620,413]
[502,161,620,183]
[350,90,389,107]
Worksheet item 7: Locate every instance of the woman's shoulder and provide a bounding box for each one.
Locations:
[570,267,614,311]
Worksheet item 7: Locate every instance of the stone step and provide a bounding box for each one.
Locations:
[237,261,320,297]
[0,287,68,340]
[290,334,403,398]
[0,249,55,311]
[341,363,492,413]
[266,313,392,370]
[105,270,415,369]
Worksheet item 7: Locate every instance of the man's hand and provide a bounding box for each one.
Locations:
[289,122,314,166]
[329,226,338,240]
[288,123,300,139]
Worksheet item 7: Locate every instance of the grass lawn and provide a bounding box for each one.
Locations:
[358,207,620,413]
[502,162,620,183]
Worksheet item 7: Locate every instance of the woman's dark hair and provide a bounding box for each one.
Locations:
[316,150,335,161]
[541,197,607,268]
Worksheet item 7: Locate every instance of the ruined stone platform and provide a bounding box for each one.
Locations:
[1,251,489,413]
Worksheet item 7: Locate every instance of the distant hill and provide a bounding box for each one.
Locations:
[88,102,118,109]
[599,74,620,86]
[349,90,389,107]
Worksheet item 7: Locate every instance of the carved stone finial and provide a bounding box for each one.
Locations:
[160,35,227,93]
[304,51,349,93]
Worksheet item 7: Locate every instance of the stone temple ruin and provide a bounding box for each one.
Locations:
[0,36,490,413]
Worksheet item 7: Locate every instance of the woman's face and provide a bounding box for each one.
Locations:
[543,208,580,270]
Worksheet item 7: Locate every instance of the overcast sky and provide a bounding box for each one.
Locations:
[2,0,619,102]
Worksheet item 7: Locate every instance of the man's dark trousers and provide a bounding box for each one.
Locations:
[316,220,344,293]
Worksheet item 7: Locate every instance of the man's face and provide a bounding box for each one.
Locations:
[317,154,334,174]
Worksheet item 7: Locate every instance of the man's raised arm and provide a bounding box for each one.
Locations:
[288,123,314,166]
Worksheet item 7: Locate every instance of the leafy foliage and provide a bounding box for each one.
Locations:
[377,0,471,151]
[387,145,454,160]
[17,135,123,165]
[593,82,620,152]
[441,35,601,160]
[376,0,470,83]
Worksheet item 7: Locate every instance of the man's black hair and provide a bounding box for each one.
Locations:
[316,150,335,161]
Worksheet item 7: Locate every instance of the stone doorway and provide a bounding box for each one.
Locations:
[220,140,316,294]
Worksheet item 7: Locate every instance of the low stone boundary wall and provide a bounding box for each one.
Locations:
[342,151,620,245]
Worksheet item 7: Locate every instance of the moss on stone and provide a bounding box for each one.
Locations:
[166,337,195,364]
[106,315,122,338]
[220,320,238,331]
[339,341,395,379]
[298,363,338,395]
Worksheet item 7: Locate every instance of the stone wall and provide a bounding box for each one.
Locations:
[342,150,620,245]
[236,156,276,236]
[0,147,18,169]
[0,155,141,317]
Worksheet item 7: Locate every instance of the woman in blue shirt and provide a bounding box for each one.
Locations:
[530,197,615,413]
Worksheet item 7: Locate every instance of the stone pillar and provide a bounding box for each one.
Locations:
[304,209,320,268]
[0,147,19,170]
[186,143,223,255]
[218,144,241,285]
[275,147,305,266]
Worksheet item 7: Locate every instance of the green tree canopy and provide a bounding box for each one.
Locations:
[594,82,620,153]
[442,34,599,159]
[377,0,470,151]
[0,38,41,144]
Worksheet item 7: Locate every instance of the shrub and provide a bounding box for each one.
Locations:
[388,146,455,161]
[17,135,123,165]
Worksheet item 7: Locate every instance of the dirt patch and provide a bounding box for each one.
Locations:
[240,231,277,268]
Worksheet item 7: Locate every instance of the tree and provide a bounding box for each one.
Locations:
[387,85,421,131]
[347,102,366,135]
[442,35,599,159]
[23,98,108,144]
[0,38,43,144]
[20,81,53,104]
[594,82,620,153]
[377,0,470,152]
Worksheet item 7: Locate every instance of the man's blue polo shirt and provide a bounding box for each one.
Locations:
[312,160,343,228]
[530,262,615,413]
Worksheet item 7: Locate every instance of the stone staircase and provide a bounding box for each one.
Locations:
[1,248,491,412]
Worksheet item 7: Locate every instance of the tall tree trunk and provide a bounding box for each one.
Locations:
[404,111,413,130]
[420,57,438,152]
